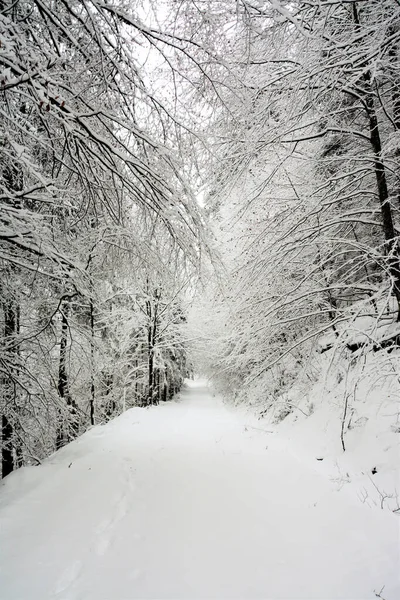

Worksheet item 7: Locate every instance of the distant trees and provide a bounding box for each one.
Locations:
[94,222,194,411]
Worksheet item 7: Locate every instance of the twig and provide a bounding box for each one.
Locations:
[374,585,386,600]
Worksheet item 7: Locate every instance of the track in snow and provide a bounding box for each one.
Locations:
[0,380,398,599]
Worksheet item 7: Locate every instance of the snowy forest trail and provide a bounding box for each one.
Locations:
[0,380,398,600]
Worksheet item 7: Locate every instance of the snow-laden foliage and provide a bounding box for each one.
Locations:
[194,0,400,408]
[2,0,400,485]
[0,0,209,474]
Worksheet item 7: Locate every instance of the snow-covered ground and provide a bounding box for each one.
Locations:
[0,379,399,600]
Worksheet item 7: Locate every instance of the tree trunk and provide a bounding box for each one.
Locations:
[162,377,168,402]
[352,5,400,320]
[1,298,21,477]
[134,355,139,404]
[1,415,13,478]
[156,369,161,405]
[148,336,154,405]
[365,86,400,319]
[89,299,95,426]
[146,287,161,406]
[56,301,78,449]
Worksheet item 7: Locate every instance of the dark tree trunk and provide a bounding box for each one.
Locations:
[58,305,69,399]
[1,157,23,476]
[145,286,161,406]
[155,369,161,405]
[1,298,21,477]
[365,88,400,319]
[148,325,154,405]
[162,380,168,402]
[352,4,400,319]
[1,415,13,478]
[56,301,78,449]
[134,355,139,403]
[89,299,95,426]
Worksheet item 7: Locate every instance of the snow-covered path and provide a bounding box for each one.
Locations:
[0,380,399,600]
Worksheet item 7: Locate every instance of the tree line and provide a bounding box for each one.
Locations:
[194,0,400,404]
[0,0,208,477]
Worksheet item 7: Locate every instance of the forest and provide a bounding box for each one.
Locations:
[1,1,400,598]
[2,0,399,476]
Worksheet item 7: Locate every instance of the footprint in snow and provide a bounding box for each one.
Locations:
[95,537,110,556]
[54,560,82,595]
[94,494,129,555]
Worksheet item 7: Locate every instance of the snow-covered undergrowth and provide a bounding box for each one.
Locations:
[241,346,400,516]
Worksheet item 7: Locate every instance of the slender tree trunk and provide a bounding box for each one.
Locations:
[1,158,23,476]
[1,298,21,477]
[148,335,154,406]
[146,287,161,406]
[156,370,161,404]
[1,415,13,478]
[162,370,168,402]
[134,355,138,403]
[89,299,95,426]
[56,301,78,449]
[58,303,71,402]
[353,4,400,319]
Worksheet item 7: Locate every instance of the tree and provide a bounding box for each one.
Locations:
[194,0,400,401]
[1,0,208,475]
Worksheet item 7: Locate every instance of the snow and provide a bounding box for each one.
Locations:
[0,379,399,600]
[248,345,400,513]
[318,296,400,351]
